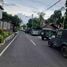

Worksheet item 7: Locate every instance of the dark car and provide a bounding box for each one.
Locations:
[40,28,56,40]
[48,29,67,58]
[25,29,32,34]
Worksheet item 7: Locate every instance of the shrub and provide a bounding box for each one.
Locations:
[7,32,12,36]
[0,35,4,43]
[0,29,3,35]
[0,31,12,43]
[3,32,9,38]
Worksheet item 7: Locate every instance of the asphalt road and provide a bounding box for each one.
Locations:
[0,31,67,67]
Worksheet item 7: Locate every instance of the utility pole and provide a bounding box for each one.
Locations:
[32,14,33,29]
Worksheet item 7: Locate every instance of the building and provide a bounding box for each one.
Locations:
[0,0,11,31]
[0,0,4,29]
[2,22,11,31]
[0,5,3,29]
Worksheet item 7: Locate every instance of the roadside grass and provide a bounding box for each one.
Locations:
[0,29,12,43]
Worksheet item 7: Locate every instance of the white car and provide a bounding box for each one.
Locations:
[31,29,41,36]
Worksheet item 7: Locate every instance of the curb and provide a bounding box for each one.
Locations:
[0,34,15,47]
[5,34,15,42]
[0,32,19,56]
[0,31,19,47]
[0,34,18,56]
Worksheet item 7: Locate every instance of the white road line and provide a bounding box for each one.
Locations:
[25,34,37,46]
[0,35,18,57]
[30,40,36,46]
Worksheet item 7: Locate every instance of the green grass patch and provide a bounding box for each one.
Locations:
[0,29,12,43]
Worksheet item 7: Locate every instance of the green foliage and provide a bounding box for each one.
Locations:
[47,10,62,26]
[32,18,40,29]
[2,12,22,32]
[27,18,41,29]
[0,29,11,43]
[3,32,11,38]
[22,24,26,30]
[27,19,32,28]
[0,29,3,35]
[27,12,45,29]
[0,35,4,43]
[64,0,67,29]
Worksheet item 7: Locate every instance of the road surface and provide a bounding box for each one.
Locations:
[0,31,67,67]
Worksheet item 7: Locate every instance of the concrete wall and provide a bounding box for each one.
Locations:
[0,9,2,19]
[0,21,2,29]
[3,22,11,30]
[0,21,11,30]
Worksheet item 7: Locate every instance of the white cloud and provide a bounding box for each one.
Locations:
[4,0,65,20]
[4,4,37,16]
[44,10,54,19]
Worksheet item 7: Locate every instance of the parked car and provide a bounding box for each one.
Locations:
[48,29,67,58]
[40,28,57,40]
[25,29,32,34]
[31,29,41,36]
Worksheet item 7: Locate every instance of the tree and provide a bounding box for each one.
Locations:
[54,10,62,25]
[10,15,22,32]
[2,12,22,32]
[32,18,40,29]
[2,12,9,29]
[27,17,41,29]
[27,19,32,28]
[22,24,26,30]
[47,10,62,27]
[47,14,55,23]
[27,12,45,29]
[38,12,45,27]
[64,0,67,29]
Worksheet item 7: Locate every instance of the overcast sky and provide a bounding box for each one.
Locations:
[4,0,65,19]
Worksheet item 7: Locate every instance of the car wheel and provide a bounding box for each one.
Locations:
[48,40,53,47]
[61,45,67,58]
[42,37,44,40]
[46,37,49,40]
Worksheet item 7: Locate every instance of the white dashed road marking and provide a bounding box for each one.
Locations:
[25,34,37,46]
[30,40,37,46]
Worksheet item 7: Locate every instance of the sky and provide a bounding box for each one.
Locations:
[3,0,66,23]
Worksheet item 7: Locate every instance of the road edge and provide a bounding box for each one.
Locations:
[0,33,18,56]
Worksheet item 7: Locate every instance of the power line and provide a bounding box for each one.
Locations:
[33,0,62,14]
[46,0,61,11]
